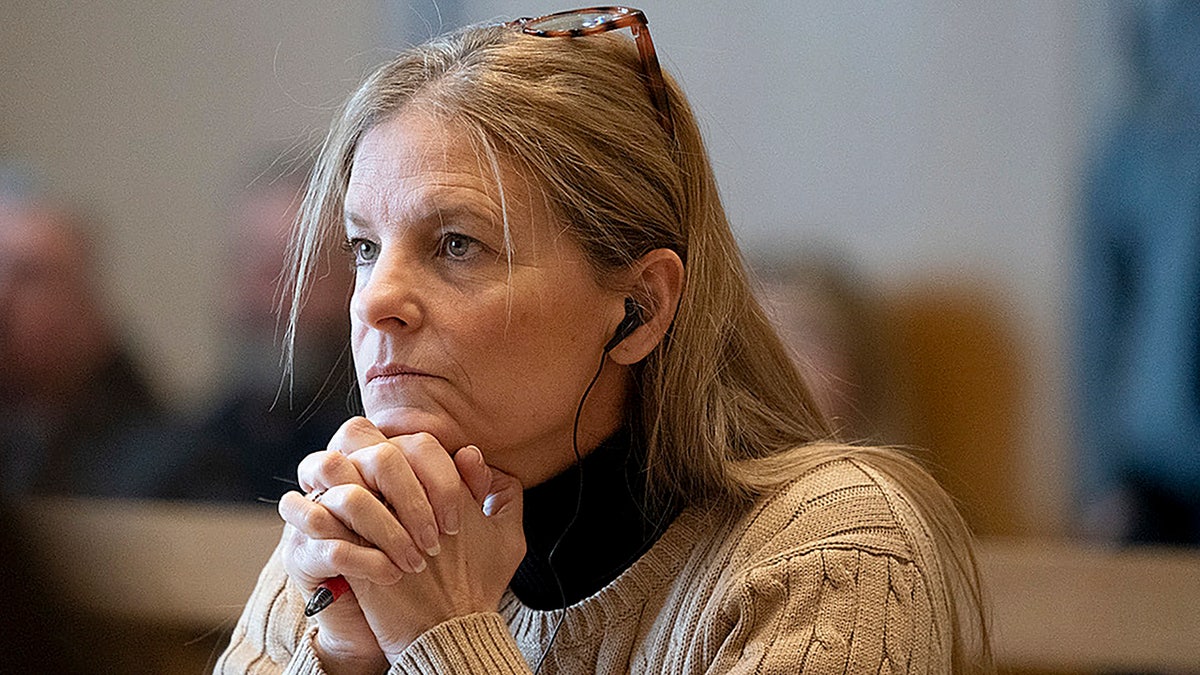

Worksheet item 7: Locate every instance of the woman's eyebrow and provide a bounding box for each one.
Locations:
[420,181,506,223]
[427,202,504,229]
[344,196,503,233]
[343,211,370,231]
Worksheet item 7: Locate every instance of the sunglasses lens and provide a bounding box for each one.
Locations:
[525,10,621,33]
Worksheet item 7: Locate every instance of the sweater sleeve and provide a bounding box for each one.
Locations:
[707,547,942,674]
[216,542,533,675]
[387,612,532,674]
[214,543,324,675]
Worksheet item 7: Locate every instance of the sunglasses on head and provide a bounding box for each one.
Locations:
[508,6,675,140]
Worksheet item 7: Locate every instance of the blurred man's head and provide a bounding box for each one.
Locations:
[225,158,350,393]
[0,199,116,402]
[228,181,299,335]
[755,255,885,440]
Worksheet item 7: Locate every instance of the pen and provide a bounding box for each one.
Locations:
[304,575,350,617]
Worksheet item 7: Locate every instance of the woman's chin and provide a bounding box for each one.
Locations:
[364,408,464,448]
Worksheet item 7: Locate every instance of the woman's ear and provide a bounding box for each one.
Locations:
[607,248,684,365]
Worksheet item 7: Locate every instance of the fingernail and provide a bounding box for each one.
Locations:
[421,525,441,556]
[408,549,427,573]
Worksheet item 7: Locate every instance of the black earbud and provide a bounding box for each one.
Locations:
[604,297,644,352]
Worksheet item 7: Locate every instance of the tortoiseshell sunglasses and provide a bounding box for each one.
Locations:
[509,6,675,140]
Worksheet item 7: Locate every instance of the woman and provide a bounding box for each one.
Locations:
[218,8,991,674]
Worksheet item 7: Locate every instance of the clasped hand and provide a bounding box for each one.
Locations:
[277,417,526,673]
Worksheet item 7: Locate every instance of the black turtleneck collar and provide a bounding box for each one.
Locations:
[510,425,678,610]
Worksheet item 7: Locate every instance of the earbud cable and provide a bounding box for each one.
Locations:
[532,347,609,673]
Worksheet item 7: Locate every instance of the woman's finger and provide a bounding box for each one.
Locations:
[278,489,359,543]
[281,524,403,587]
[391,432,464,536]
[294,417,385,493]
[347,437,445,555]
[328,416,389,454]
[482,467,524,519]
[280,486,427,576]
[453,445,491,506]
[315,482,431,574]
[297,449,367,494]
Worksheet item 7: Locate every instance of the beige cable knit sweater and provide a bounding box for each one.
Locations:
[216,457,953,674]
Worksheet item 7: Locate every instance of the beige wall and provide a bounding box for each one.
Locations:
[0,1,385,409]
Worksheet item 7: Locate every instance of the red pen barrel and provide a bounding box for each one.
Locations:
[304,575,351,617]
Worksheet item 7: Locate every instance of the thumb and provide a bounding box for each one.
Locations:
[482,467,523,520]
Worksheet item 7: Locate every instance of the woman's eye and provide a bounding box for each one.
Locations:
[344,238,379,265]
[438,233,477,259]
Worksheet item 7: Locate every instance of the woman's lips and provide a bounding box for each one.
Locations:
[364,364,437,385]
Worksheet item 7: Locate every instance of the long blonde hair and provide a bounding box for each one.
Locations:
[285,22,991,672]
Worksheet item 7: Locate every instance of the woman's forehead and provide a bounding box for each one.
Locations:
[344,112,566,247]
[356,114,548,196]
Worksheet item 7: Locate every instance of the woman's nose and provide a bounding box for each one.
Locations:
[350,254,423,331]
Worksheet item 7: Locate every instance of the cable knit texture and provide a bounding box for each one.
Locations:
[216,457,953,674]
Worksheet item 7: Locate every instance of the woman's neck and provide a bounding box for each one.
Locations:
[509,369,634,488]
[509,425,678,610]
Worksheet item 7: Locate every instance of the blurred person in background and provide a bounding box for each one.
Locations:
[0,170,167,497]
[753,254,890,443]
[0,164,240,500]
[1077,0,1200,545]
[199,155,353,503]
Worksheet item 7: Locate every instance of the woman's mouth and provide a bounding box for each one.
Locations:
[364,364,438,385]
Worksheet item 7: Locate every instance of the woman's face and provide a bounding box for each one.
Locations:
[344,111,628,486]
